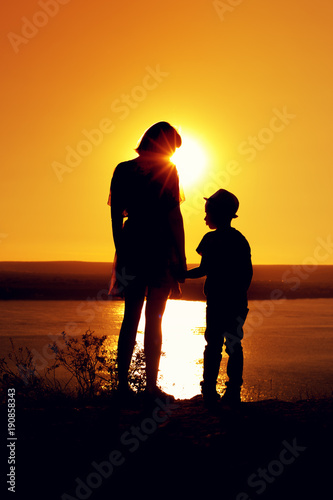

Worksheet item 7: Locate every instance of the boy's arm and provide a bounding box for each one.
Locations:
[186,257,206,279]
[186,235,208,279]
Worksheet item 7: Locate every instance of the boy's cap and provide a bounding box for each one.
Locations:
[204,189,239,218]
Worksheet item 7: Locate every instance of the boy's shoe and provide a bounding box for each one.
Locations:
[200,381,220,408]
[203,394,220,410]
[220,388,241,408]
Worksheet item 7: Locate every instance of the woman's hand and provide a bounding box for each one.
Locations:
[170,260,187,283]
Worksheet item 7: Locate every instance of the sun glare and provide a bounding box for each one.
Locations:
[171,134,207,188]
[137,300,207,399]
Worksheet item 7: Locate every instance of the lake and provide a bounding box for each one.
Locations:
[0,298,332,401]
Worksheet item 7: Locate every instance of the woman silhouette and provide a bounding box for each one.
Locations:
[108,121,186,400]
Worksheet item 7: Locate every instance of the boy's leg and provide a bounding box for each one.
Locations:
[202,302,224,400]
[223,309,248,403]
[225,341,243,389]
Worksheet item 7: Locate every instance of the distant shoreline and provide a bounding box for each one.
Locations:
[0,262,333,301]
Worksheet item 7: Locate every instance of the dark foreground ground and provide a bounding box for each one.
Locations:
[1,394,332,500]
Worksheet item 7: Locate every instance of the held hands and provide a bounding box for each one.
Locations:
[170,260,187,283]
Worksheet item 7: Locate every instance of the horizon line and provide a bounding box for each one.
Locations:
[1,260,333,267]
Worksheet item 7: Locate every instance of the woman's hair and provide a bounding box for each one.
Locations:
[136,121,182,156]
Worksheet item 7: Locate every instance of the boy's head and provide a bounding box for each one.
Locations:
[204,189,239,229]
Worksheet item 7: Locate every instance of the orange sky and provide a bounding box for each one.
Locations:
[1,0,333,264]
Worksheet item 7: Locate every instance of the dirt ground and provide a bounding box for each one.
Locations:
[3,394,332,500]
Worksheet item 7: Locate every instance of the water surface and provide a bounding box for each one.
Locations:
[0,298,332,401]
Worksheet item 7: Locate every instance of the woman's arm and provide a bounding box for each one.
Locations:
[110,206,123,255]
[168,205,187,279]
[110,164,126,261]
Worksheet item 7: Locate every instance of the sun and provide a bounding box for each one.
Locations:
[170,134,207,188]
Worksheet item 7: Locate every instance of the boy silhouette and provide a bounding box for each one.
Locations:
[186,189,252,406]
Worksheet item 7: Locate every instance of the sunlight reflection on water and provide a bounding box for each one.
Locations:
[111,298,333,401]
[135,300,262,401]
[138,300,207,399]
[102,299,207,399]
[1,298,332,401]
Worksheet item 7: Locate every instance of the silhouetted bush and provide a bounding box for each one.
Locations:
[0,331,146,402]
[0,338,44,397]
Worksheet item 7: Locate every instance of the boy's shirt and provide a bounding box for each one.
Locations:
[197,227,252,310]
